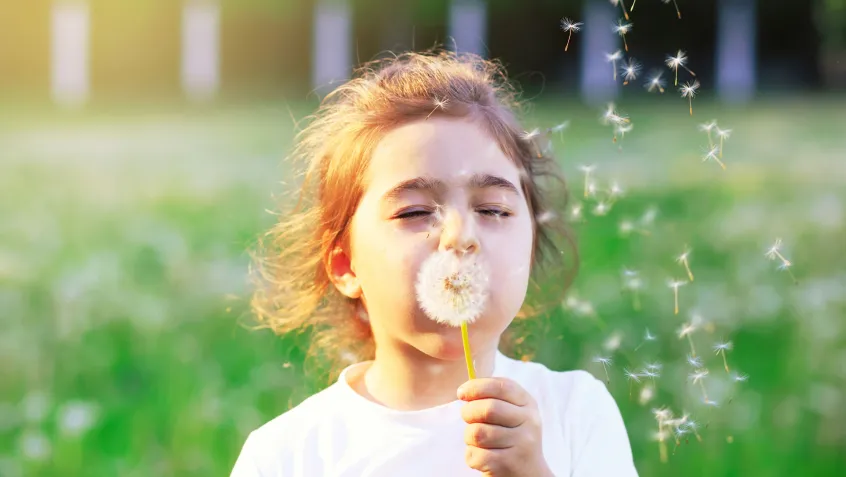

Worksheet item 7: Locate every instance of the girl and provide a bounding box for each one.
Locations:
[232,50,638,476]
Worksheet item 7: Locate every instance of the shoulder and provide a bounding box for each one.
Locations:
[499,354,607,413]
[230,383,345,476]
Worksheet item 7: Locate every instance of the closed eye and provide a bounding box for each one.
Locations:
[394,209,432,220]
[478,208,512,218]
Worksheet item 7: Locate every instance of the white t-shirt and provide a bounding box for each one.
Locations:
[231,351,639,476]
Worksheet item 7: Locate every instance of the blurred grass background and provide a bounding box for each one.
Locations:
[1,95,845,476]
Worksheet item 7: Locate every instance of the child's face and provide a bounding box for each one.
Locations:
[338,116,534,361]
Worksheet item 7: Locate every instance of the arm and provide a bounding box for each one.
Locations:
[570,374,639,477]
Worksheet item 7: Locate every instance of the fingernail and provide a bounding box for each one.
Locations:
[457,384,467,400]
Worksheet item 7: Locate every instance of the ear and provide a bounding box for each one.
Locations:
[327,246,362,299]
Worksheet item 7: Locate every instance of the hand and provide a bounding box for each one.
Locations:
[457,377,554,477]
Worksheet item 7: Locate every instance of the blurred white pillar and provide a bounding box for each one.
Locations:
[716,0,756,103]
[312,0,352,96]
[51,1,90,108]
[580,0,619,104]
[182,0,220,102]
[448,0,487,57]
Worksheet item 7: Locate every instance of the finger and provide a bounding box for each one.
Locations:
[464,423,515,449]
[465,446,506,475]
[460,398,525,428]
[458,377,531,407]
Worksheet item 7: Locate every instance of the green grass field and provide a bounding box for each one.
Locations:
[1,96,845,476]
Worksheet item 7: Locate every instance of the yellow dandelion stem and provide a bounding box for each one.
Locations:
[461,321,476,380]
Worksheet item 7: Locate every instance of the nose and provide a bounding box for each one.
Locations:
[438,208,480,255]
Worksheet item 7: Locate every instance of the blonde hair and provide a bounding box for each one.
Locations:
[250,49,578,384]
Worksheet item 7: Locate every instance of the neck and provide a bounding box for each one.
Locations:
[357,341,498,411]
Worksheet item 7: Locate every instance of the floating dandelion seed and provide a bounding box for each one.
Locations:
[613,20,633,52]
[645,71,666,93]
[716,126,732,157]
[416,251,490,379]
[653,407,673,463]
[666,50,696,86]
[688,369,710,402]
[661,0,682,19]
[593,356,613,384]
[620,58,641,85]
[679,80,700,116]
[579,164,596,198]
[606,50,623,80]
[560,17,583,52]
[547,120,571,140]
[686,353,703,368]
[570,202,584,222]
[703,145,727,170]
[699,120,718,148]
[610,0,630,21]
[634,327,656,351]
[676,246,695,281]
[593,201,611,216]
[426,97,449,120]
[624,368,642,398]
[668,279,687,315]
[521,128,544,157]
[615,123,634,142]
[766,238,798,283]
[679,323,699,357]
[732,372,749,382]
[622,269,645,310]
[713,340,733,373]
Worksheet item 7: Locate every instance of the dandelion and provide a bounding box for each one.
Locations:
[666,49,696,86]
[668,279,687,315]
[676,246,695,281]
[547,120,570,140]
[645,71,666,93]
[661,0,682,19]
[613,20,633,52]
[592,356,613,384]
[679,323,699,357]
[703,145,727,170]
[641,364,662,385]
[652,407,673,462]
[622,269,645,310]
[614,123,634,142]
[620,58,640,85]
[426,97,449,120]
[699,120,718,148]
[765,238,798,283]
[416,250,490,379]
[602,102,630,126]
[679,80,700,116]
[606,50,624,80]
[579,164,596,198]
[716,126,732,157]
[593,201,611,216]
[560,17,583,52]
[570,202,584,222]
[686,353,703,368]
[610,0,630,21]
[732,372,749,382]
[688,369,710,402]
[521,128,544,157]
[713,340,733,373]
[624,368,642,397]
[634,327,656,351]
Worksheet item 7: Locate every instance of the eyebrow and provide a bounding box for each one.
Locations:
[380,173,520,203]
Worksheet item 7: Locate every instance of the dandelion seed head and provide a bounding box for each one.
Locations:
[732,372,750,382]
[605,50,623,62]
[579,164,596,174]
[689,369,709,384]
[668,279,688,290]
[680,80,700,98]
[593,201,611,216]
[550,120,570,133]
[716,127,732,139]
[703,145,720,163]
[521,128,540,141]
[560,17,583,32]
[713,341,733,352]
[686,354,703,368]
[624,369,642,382]
[621,58,641,81]
[678,323,697,338]
[666,50,688,69]
[593,356,613,366]
[415,250,490,327]
[645,72,666,92]
[613,21,633,35]
[699,120,718,132]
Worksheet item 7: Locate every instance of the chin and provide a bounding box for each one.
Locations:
[412,329,470,362]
